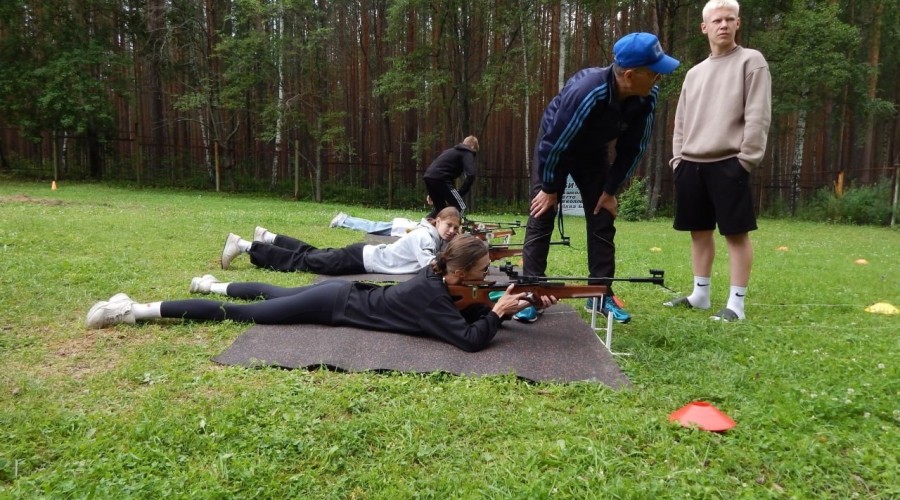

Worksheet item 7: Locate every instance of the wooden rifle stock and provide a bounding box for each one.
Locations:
[487,245,523,261]
[469,228,515,242]
[447,282,608,311]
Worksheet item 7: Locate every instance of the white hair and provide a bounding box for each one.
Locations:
[702,0,740,21]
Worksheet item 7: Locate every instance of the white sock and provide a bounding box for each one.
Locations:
[131,302,162,320]
[209,282,230,296]
[687,276,711,309]
[261,231,276,244]
[237,238,252,252]
[725,286,747,319]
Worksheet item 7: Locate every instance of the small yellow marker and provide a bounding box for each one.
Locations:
[864,302,898,315]
[51,181,57,190]
[855,259,868,265]
[776,246,789,251]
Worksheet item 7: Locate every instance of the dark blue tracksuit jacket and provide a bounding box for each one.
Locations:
[535,65,657,196]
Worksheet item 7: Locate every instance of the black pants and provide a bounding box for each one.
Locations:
[248,235,367,274]
[424,177,467,219]
[522,154,617,290]
[160,280,347,324]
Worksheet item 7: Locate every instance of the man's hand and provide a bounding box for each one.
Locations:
[593,192,618,218]
[426,195,433,206]
[530,190,558,218]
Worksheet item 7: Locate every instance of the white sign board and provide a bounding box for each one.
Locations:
[561,175,584,216]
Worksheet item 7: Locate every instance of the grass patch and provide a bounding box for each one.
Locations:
[1,181,898,497]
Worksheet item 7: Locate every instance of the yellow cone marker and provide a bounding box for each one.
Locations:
[864,302,898,315]
[855,259,868,265]
[51,181,57,190]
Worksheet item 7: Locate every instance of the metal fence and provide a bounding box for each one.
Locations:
[2,128,898,222]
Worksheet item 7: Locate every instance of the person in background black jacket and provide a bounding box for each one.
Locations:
[84,235,556,352]
[423,135,479,219]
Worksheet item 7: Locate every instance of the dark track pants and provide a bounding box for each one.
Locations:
[521,156,617,290]
[424,178,467,219]
[248,236,367,274]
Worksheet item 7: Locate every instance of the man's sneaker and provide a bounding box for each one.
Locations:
[513,305,541,323]
[253,226,268,242]
[221,233,242,270]
[190,274,220,294]
[584,296,623,311]
[85,293,136,329]
[592,295,631,324]
[330,212,348,228]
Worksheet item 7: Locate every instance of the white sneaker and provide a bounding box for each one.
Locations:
[190,274,220,294]
[329,212,348,228]
[221,233,242,270]
[85,293,136,329]
[253,226,268,242]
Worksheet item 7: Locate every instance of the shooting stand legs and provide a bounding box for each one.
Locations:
[588,294,631,356]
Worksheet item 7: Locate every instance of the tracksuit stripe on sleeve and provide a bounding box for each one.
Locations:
[543,83,609,186]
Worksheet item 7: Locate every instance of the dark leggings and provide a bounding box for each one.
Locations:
[248,236,367,274]
[159,280,349,325]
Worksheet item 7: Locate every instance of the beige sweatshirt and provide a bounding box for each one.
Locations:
[671,46,772,171]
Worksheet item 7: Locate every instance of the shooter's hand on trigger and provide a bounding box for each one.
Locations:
[530,190,558,218]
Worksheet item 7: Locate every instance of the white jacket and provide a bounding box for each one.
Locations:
[362,218,445,274]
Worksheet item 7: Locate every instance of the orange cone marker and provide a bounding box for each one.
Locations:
[669,401,736,432]
[51,181,57,190]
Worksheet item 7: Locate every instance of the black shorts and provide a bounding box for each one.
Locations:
[672,157,757,235]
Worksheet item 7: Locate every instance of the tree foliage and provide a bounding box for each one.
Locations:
[0,0,897,207]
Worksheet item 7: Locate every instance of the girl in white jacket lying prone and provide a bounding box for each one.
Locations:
[219,207,460,275]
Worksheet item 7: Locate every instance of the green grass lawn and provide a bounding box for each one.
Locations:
[1,181,897,497]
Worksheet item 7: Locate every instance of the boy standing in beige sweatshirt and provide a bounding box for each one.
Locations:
[665,0,772,321]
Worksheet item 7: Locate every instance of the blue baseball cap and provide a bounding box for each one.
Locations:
[613,32,680,74]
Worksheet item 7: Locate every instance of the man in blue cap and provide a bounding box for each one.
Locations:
[515,32,679,323]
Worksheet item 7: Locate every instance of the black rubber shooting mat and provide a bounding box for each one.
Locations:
[211,303,630,388]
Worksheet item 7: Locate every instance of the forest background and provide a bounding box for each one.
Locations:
[1,0,898,219]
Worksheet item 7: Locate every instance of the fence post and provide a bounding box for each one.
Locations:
[388,157,394,209]
[294,139,300,201]
[891,165,899,227]
[214,141,220,193]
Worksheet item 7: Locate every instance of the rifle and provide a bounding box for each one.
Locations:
[498,262,670,290]
[447,267,669,310]
[447,281,608,311]
[461,218,522,232]
[487,239,571,261]
[487,245,522,261]
[470,227,516,243]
